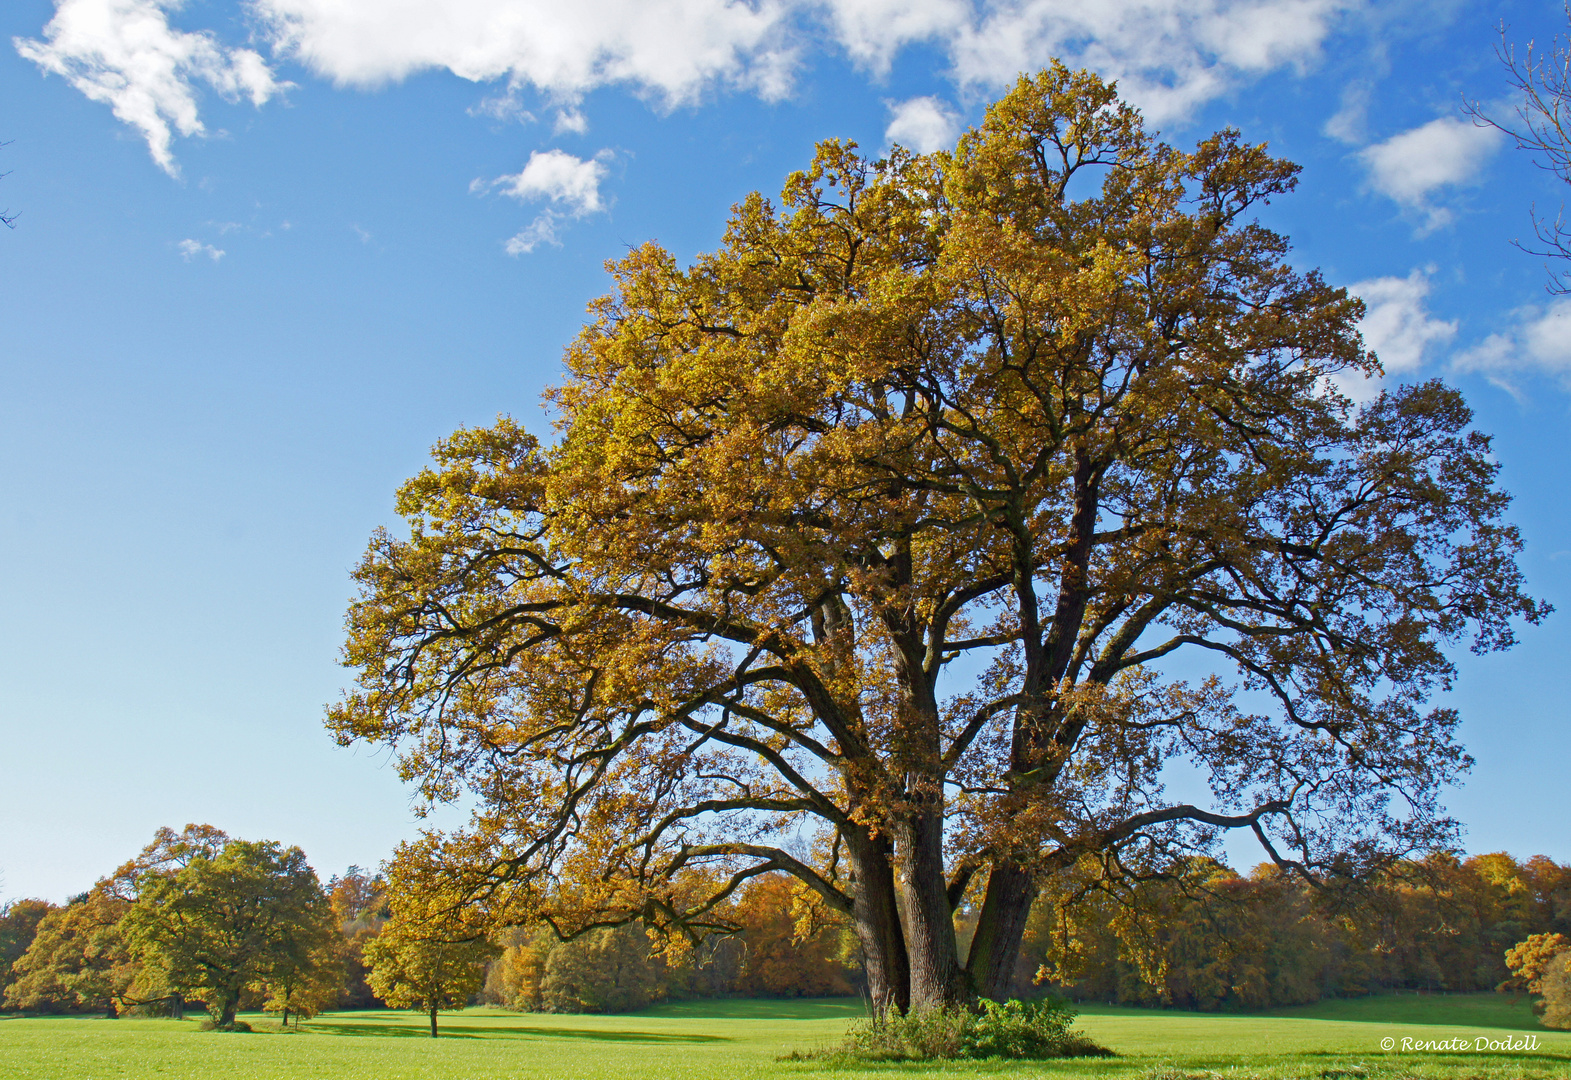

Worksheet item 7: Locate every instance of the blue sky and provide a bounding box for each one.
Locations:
[1,0,1567,902]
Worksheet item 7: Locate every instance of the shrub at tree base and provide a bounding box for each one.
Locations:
[197,1018,252,1032]
[794,998,1111,1062]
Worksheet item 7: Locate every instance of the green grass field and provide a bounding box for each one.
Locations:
[2,994,1568,1079]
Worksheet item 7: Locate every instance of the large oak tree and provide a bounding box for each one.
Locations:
[121,830,336,1027]
[332,66,1546,1012]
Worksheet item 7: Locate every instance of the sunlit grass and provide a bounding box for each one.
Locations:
[2,993,1567,1079]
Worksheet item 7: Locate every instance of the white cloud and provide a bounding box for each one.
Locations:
[484,149,611,255]
[885,96,959,153]
[492,149,610,216]
[554,107,589,135]
[828,0,1355,123]
[1452,300,1571,391]
[820,0,968,75]
[1357,116,1502,233]
[1332,268,1456,401]
[177,238,224,261]
[254,0,796,105]
[15,0,283,177]
[253,0,1357,125]
[20,0,1378,180]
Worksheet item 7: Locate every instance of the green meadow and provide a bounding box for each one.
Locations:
[3,994,1569,1080]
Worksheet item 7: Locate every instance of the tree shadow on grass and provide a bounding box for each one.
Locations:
[308,1020,728,1043]
[643,999,865,1021]
[306,1023,491,1040]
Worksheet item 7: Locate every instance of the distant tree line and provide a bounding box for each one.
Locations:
[0,825,861,1030]
[0,826,382,1029]
[482,874,860,1014]
[4,832,1568,1030]
[1008,851,1571,1017]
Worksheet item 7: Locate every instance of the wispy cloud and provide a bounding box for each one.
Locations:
[1453,299,1571,393]
[15,0,284,177]
[554,108,589,135]
[177,238,224,261]
[505,214,563,256]
[1356,116,1502,233]
[469,87,537,125]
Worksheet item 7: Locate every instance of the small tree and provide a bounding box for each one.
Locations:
[263,954,341,1028]
[364,917,494,1037]
[261,905,341,1028]
[121,835,335,1028]
[1504,932,1571,1029]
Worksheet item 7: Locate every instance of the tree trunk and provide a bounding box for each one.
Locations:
[281,1006,290,1029]
[846,832,909,1016]
[104,997,118,1019]
[172,993,184,1020]
[897,809,967,1011]
[217,993,239,1028]
[965,862,1037,1001]
[429,1005,439,1038]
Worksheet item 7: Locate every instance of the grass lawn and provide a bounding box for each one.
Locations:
[2,994,1568,1079]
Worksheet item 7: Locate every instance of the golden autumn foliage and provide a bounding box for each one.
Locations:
[331,65,1545,1012]
[1504,933,1570,995]
[1025,851,1571,1010]
[3,890,134,1016]
[364,917,495,1037]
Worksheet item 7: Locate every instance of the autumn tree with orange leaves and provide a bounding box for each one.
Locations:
[331,65,1546,1014]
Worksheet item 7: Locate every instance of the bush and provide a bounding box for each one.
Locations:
[963,997,1088,1058]
[808,997,1111,1062]
[840,1004,969,1060]
[198,1018,252,1032]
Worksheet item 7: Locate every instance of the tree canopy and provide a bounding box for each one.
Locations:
[364,916,494,1037]
[331,65,1547,1012]
[120,830,336,1027]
